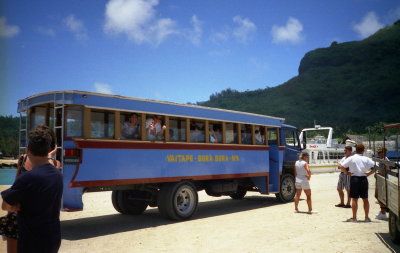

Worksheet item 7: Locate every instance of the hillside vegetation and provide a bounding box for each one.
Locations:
[199,20,400,137]
[0,116,19,157]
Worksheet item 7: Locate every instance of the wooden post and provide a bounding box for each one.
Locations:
[83,107,91,139]
[186,119,191,142]
[141,113,146,141]
[115,111,120,139]
[164,116,169,142]
[237,123,242,144]
[251,125,256,145]
[222,122,226,144]
[205,121,210,143]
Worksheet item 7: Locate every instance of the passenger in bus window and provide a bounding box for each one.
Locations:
[214,125,222,143]
[241,125,252,144]
[255,128,264,144]
[190,122,204,142]
[146,115,166,141]
[169,129,177,141]
[121,113,140,140]
[209,125,219,143]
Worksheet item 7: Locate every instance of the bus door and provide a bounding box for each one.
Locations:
[267,127,282,192]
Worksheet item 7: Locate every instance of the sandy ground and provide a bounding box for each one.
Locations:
[1,172,399,253]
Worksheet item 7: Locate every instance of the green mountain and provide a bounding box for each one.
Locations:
[199,20,400,136]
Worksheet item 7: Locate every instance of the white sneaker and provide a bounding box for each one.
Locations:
[375,212,388,220]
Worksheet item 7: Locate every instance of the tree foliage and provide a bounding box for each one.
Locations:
[0,116,19,157]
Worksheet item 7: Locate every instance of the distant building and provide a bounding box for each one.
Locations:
[343,135,369,144]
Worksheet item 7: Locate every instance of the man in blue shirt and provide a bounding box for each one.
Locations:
[1,126,63,253]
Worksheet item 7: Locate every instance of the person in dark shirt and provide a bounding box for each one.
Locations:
[1,126,63,253]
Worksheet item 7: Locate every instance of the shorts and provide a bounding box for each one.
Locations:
[337,172,350,191]
[350,176,368,199]
[295,178,310,190]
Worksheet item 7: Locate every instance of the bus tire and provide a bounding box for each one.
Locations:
[158,181,198,220]
[118,190,149,215]
[389,211,400,244]
[275,174,296,202]
[229,187,247,200]
[111,190,123,213]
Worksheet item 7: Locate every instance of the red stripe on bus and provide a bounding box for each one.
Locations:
[74,140,269,151]
[68,172,269,188]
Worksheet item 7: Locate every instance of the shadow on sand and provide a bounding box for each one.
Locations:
[61,195,284,240]
[376,233,400,253]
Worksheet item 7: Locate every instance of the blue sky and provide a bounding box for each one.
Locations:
[1,0,399,116]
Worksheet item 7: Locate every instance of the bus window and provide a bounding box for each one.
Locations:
[241,124,252,144]
[146,115,165,141]
[30,106,47,129]
[120,112,141,140]
[284,128,299,147]
[267,128,278,145]
[66,106,83,137]
[169,118,186,142]
[226,123,238,144]
[91,110,115,139]
[190,120,205,143]
[255,126,266,145]
[209,122,222,143]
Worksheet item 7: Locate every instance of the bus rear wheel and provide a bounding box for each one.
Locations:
[112,190,149,215]
[158,181,198,220]
[229,187,247,200]
[389,211,400,243]
[111,190,123,213]
[275,174,296,202]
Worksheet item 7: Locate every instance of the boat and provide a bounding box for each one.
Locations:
[299,125,346,173]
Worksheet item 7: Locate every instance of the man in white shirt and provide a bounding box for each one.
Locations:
[339,144,376,222]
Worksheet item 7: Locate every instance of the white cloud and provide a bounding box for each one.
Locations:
[210,29,230,43]
[232,16,256,43]
[94,83,113,94]
[63,14,88,41]
[0,17,20,38]
[104,0,178,45]
[353,12,384,38]
[271,17,304,44]
[187,15,202,45]
[37,27,55,37]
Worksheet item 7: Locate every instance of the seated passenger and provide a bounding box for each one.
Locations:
[121,113,140,140]
[241,126,252,144]
[190,123,204,142]
[210,125,222,143]
[146,115,166,141]
[255,128,265,144]
[169,129,178,141]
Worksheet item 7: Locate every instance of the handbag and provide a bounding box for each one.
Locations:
[0,212,18,239]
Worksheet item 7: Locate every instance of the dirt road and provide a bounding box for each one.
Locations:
[1,172,399,252]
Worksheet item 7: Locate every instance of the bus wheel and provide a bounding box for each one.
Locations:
[389,211,400,243]
[229,187,247,200]
[111,190,123,213]
[275,174,295,202]
[117,190,149,215]
[158,181,198,220]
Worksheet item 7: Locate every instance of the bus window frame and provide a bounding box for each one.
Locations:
[89,109,115,139]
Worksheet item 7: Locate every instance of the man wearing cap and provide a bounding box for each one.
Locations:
[335,146,353,208]
[375,147,389,220]
[339,144,376,222]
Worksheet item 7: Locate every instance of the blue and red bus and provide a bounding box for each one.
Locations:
[17,90,301,220]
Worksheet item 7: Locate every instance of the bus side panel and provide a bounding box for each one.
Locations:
[269,145,283,193]
[71,149,269,183]
[62,164,84,210]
